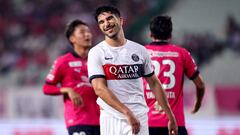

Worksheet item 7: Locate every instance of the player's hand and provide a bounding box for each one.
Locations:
[168,118,178,135]
[125,111,140,134]
[191,100,201,114]
[61,88,84,107]
[68,88,84,107]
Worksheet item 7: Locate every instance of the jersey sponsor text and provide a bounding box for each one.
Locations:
[103,64,143,80]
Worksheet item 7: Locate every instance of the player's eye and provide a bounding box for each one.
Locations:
[106,16,114,21]
[98,20,104,25]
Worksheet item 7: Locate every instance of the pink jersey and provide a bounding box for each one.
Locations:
[143,42,199,127]
[43,52,100,128]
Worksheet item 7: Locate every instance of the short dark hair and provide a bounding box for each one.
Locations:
[150,15,172,40]
[94,5,121,22]
[65,19,88,45]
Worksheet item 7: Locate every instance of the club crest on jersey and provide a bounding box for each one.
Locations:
[69,61,82,67]
[131,54,139,62]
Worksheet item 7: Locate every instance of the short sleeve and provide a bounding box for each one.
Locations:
[183,49,199,80]
[88,47,106,83]
[142,47,154,77]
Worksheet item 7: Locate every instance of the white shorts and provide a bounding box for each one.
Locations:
[100,110,149,135]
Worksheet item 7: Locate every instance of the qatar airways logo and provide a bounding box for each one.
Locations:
[109,65,139,75]
[103,64,144,80]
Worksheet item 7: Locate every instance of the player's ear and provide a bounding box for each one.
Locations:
[148,32,152,38]
[150,33,156,41]
[69,35,75,44]
[119,17,124,25]
[150,32,154,38]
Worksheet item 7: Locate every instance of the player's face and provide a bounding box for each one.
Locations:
[71,24,92,48]
[97,12,122,38]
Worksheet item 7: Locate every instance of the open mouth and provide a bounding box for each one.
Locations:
[84,38,91,42]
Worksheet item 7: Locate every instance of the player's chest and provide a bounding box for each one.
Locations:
[64,60,88,78]
[103,49,144,65]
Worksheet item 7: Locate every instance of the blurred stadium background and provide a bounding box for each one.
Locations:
[0,0,240,135]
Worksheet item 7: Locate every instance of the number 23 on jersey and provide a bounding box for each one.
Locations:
[146,59,176,90]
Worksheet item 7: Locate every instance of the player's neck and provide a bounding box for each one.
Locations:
[152,39,170,42]
[152,37,171,43]
[74,47,89,58]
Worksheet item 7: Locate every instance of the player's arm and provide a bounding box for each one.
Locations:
[91,78,140,134]
[191,74,205,113]
[145,74,178,135]
[43,84,83,107]
[43,58,63,95]
[43,84,83,106]
[43,82,61,95]
[91,78,131,114]
[42,58,83,106]
[183,48,205,114]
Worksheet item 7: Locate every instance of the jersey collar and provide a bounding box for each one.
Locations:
[149,41,169,46]
[71,50,88,60]
[71,51,81,58]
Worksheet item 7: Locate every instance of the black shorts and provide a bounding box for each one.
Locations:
[149,126,188,135]
[67,125,100,135]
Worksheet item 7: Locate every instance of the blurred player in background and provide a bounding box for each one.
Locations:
[88,5,177,135]
[42,19,100,135]
[144,15,205,135]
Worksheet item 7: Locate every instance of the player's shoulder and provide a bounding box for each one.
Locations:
[167,43,189,53]
[90,41,106,52]
[53,52,73,65]
[167,45,192,60]
[127,40,144,46]
[172,44,185,49]
[169,44,194,60]
[176,45,191,54]
[127,40,146,51]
